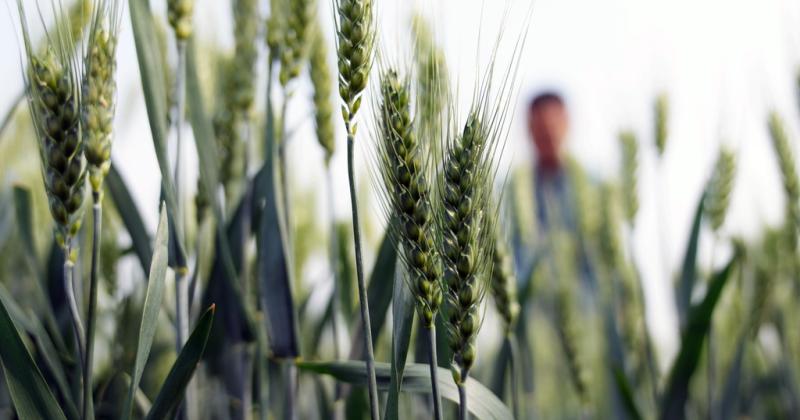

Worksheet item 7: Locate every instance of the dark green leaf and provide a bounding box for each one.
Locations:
[106,165,153,274]
[676,192,705,328]
[128,0,185,268]
[122,205,170,420]
[385,265,414,420]
[349,231,397,359]
[660,253,739,420]
[299,361,513,420]
[146,305,215,420]
[612,367,643,420]
[256,120,299,358]
[12,186,37,267]
[0,285,67,420]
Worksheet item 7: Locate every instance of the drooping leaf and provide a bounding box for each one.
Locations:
[612,367,643,420]
[299,361,513,420]
[0,287,67,420]
[660,253,739,420]
[0,285,78,420]
[106,165,153,274]
[122,204,170,420]
[146,305,215,420]
[128,0,185,268]
[256,123,299,358]
[385,263,415,420]
[675,192,706,328]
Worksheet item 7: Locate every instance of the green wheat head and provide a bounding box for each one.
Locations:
[335,0,374,131]
[704,147,737,232]
[18,0,88,248]
[375,69,442,329]
[82,0,122,195]
[310,26,336,161]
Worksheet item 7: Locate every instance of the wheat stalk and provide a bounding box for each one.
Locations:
[374,69,444,419]
[17,0,89,412]
[80,1,122,417]
[334,0,379,418]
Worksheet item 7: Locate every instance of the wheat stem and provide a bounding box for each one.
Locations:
[347,130,380,420]
[426,325,444,420]
[458,375,468,420]
[82,198,102,420]
[64,241,86,401]
[326,169,343,360]
[172,37,190,420]
[507,334,520,419]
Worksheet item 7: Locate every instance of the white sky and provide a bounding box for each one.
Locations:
[1,0,799,363]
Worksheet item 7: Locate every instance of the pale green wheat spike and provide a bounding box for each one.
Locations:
[551,230,591,405]
[231,0,259,114]
[598,184,641,353]
[213,57,242,196]
[704,147,737,232]
[490,226,520,335]
[309,26,335,161]
[18,1,87,248]
[411,13,448,138]
[767,112,800,252]
[439,113,497,384]
[376,69,442,328]
[336,0,374,130]
[619,130,639,223]
[279,0,314,85]
[566,158,598,240]
[167,0,193,40]
[82,0,122,195]
[654,93,669,157]
[266,0,284,61]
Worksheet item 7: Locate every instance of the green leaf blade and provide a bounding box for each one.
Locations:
[122,204,170,420]
[146,304,216,420]
[0,287,67,420]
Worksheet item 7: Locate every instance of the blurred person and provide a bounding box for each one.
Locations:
[523,91,597,289]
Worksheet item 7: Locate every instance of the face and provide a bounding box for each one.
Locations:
[528,101,568,164]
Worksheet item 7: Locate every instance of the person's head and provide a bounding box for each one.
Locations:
[527,91,569,167]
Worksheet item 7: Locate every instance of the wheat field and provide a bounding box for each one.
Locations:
[0,0,799,419]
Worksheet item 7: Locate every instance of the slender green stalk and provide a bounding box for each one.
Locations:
[64,242,86,397]
[347,131,380,420]
[173,40,188,350]
[326,170,342,360]
[83,198,102,420]
[426,325,444,420]
[507,334,520,420]
[458,374,468,420]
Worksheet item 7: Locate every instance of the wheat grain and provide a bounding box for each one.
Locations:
[704,147,736,232]
[619,131,639,224]
[167,0,193,40]
[490,228,519,335]
[310,27,335,161]
[279,0,314,86]
[82,2,122,195]
[768,113,799,254]
[336,0,374,130]
[439,113,496,386]
[654,94,669,157]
